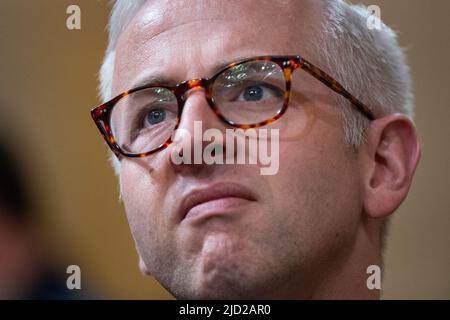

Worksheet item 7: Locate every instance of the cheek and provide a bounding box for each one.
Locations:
[271,127,362,249]
[119,161,163,241]
[119,159,182,277]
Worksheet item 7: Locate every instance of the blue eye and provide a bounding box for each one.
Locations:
[146,108,166,125]
[243,85,264,101]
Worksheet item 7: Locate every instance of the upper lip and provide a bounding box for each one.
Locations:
[179,182,257,221]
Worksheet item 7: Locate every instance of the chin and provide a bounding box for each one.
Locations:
[186,279,264,300]
[186,252,269,299]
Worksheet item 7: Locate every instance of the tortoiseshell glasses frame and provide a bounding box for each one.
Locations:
[91,55,375,158]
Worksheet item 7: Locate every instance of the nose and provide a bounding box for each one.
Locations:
[168,86,227,168]
[179,84,223,129]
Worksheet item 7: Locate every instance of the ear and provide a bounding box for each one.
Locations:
[362,114,421,218]
[139,255,152,276]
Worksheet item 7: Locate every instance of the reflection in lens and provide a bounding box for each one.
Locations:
[212,60,286,125]
[110,87,178,154]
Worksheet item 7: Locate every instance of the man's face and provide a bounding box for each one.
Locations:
[113,0,365,299]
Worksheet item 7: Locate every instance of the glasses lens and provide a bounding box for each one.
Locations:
[110,87,178,155]
[211,60,286,125]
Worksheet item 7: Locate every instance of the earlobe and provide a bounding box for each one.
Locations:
[363,114,421,218]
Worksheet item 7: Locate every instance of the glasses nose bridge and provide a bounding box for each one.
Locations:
[187,78,206,89]
[176,77,217,115]
[179,78,210,98]
[177,78,216,115]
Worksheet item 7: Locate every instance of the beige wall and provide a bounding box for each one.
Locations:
[0,0,448,299]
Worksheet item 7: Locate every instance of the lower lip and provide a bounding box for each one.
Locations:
[184,197,253,222]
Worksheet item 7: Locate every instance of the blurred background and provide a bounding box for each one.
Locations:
[0,0,448,299]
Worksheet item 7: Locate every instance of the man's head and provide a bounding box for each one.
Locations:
[96,0,420,299]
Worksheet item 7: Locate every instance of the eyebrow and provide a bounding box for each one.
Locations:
[131,74,177,90]
[129,57,250,91]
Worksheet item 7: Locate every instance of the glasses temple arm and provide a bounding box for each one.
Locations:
[299,58,375,121]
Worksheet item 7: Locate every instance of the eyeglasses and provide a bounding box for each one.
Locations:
[91,55,375,158]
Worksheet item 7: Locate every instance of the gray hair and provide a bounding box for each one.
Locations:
[317,0,413,147]
[99,0,147,104]
[99,0,413,173]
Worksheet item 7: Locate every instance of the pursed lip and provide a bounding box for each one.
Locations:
[179,182,257,222]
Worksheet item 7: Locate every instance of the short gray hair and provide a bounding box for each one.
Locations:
[99,0,147,103]
[317,0,413,147]
[99,0,413,172]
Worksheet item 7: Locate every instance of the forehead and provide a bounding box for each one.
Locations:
[113,0,324,94]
